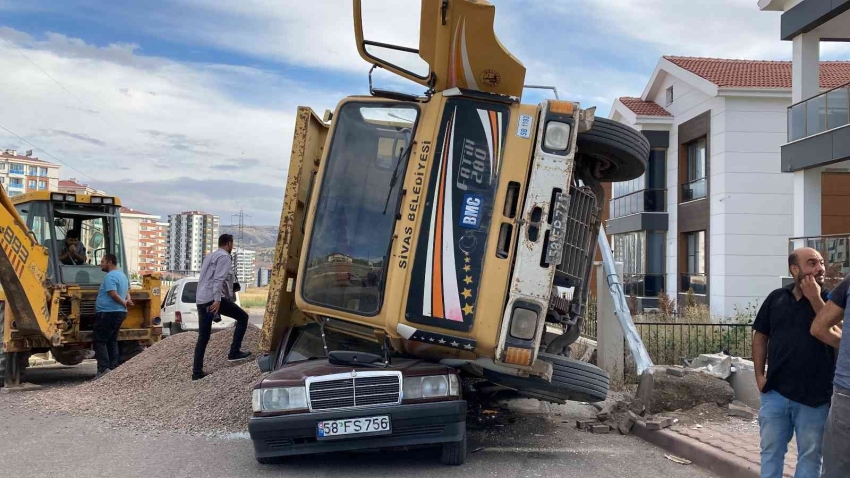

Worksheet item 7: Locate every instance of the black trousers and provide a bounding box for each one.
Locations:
[93,311,127,373]
[193,298,249,375]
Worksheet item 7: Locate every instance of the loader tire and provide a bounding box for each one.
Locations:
[483,353,609,404]
[0,305,5,386]
[51,348,88,367]
[118,341,144,365]
[577,117,649,182]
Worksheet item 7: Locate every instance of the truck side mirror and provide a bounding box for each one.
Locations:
[257,354,274,373]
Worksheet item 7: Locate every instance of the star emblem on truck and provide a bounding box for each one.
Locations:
[438,338,446,345]
[450,341,459,348]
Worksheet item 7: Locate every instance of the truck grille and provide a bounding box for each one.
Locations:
[307,372,402,411]
[554,185,597,289]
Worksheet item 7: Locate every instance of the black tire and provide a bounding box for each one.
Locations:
[0,305,5,387]
[169,322,181,336]
[577,117,649,182]
[51,348,88,366]
[256,456,285,465]
[440,430,467,466]
[483,353,609,404]
[118,341,144,365]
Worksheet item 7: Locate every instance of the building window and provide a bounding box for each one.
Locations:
[666,86,674,106]
[682,230,706,294]
[0,162,5,170]
[9,164,24,175]
[611,231,665,298]
[610,148,667,218]
[28,179,37,189]
[28,166,38,176]
[9,178,23,189]
[38,180,47,190]
[39,167,47,177]
[682,138,707,202]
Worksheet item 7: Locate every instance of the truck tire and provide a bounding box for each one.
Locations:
[440,430,467,466]
[118,341,144,365]
[483,353,609,404]
[577,117,649,183]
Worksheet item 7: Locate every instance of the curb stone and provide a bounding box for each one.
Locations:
[632,420,759,478]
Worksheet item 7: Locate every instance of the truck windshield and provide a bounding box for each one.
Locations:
[302,102,418,316]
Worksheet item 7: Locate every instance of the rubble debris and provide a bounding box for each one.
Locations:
[649,366,734,414]
[645,417,675,430]
[665,454,692,465]
[576,419,597,430]
[726,402,756,420]
[590,424,610,434]
[23,326,263,435]
[629,398,646,416]
[666,367,687,377]
[617,411,639,435]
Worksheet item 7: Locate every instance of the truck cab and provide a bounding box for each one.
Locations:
[260,0,647,405]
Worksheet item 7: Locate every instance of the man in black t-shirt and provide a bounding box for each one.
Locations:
[753,248,834,478]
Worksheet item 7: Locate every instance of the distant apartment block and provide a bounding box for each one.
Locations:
[257,267,271,288]
[167,211,220,274]
[121,207,167,276]
[0,149,60,196]
[58,178,106,195]
[233,248,256,287]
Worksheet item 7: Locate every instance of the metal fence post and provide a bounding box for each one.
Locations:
[596,261,625,385]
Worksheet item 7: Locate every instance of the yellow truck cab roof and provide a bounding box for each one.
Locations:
[11,191,122,207]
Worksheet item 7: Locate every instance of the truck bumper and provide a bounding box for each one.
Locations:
[248,400,466,459]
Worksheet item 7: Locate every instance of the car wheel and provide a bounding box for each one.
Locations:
[577,117,649,182]
[169,322,181,336]
[440,430,467,466]
[256,456,285,465]
[483,353,609,404]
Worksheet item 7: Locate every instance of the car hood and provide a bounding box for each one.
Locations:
[259,357,453,389]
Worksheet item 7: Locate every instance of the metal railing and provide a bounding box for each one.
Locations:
[681,273,707,295]
[788,233,850,287]
[609,188,666,218]
[622,273,665,298]
[788,80,850,142]
[681,177,706,202]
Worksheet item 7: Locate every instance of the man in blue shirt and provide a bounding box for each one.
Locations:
[93,253,132,378]
[811,273,850,478]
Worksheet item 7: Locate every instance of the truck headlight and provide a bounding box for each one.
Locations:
[253,386,308,412]
[544,121,571,151]
[403,374,459,399]
[510,307,539,340]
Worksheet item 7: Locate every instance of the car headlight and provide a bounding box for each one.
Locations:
[544,121,571,151]
[510,307,539,340]
[403,374,459,399]
[252,386,308,412]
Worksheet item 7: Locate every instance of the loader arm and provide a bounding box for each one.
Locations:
[0,186,53,339]
[260,107,329,354]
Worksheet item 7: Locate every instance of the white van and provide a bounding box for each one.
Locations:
[161,277,239,337]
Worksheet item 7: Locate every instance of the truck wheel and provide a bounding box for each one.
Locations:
[51,348,88,366]
[118,341,144,365]
[483,353,609,404]
[440,430,467,466]
[577,117,649,182]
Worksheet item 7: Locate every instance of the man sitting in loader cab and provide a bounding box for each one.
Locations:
[59,230,88,265]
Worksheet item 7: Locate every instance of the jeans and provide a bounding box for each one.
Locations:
[821,387,850,478]
[192,298,249,375]
[92,311,127,374]
[759,390,830,478]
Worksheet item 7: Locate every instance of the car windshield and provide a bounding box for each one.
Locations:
[283,323,384,365]
[302,102,418,316]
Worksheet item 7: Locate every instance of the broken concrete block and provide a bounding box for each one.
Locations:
[645,417,675,430]
[636,372,654,414]
[576,419,597,430]
[726,403,755,420]
[616,400,629,411]
[590,424,610,434]
[596,411,611,421]
[666,367,686,377]
[618,412,638,435]
[629,398,646,416]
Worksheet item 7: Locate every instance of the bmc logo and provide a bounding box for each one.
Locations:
[460,194,483,229]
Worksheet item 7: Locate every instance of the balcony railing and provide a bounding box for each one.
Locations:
[622,273,666,298]
[609,188,666,219]
[788,233,850,287]
[681,178,706,202]
[681,273,707,295]
[788,81,850,142]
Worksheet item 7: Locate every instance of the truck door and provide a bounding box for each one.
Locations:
[260,108,329,354]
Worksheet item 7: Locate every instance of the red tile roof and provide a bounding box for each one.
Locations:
[618,97,672,117]
[664,56,850,89]
[58,179,86,189]
[120,206,155,216]
[0,152,53,164]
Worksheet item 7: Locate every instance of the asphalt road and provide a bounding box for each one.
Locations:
[1,365,717,478]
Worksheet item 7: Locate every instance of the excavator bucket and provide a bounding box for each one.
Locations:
[0,187,53,341]
[260,107,330,354]
[353,0,526,97]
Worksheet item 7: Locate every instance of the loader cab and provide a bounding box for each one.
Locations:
[12,192,127,287]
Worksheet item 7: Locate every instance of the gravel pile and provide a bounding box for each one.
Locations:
[28,325,264,435]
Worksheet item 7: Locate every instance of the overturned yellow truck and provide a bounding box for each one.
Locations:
[259,0,648,405]
[0,189,162,387]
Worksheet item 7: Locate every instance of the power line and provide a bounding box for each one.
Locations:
[0,123,97,182]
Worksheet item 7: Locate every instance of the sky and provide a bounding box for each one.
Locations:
[0,0,847,225]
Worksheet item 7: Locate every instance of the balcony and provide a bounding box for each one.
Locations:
[783,81,850,171]
[607,189,669,235]
[681,273,707,295]
[788,233,850,286]
[681,178,706,202]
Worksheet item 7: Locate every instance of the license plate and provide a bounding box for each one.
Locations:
[545,192,570,265]
[316,415,391,439]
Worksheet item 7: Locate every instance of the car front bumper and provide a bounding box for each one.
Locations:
[248,400,466,459]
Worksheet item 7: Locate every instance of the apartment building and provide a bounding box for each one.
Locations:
[167,211,220,275]
[760,0,850,281]
[233,248,256,288]
[57,178,106,195]
[120,207,167,276]
[0,149,60,196]
[608,56,850,316]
